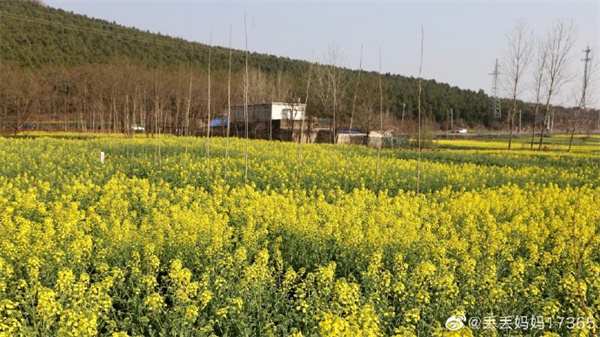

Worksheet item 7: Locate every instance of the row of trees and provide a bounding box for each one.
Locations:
[0,62,289,136]
[502,18,597,150]
[0,60,403,137]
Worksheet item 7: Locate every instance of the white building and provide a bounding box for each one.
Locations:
[229,102,306,124]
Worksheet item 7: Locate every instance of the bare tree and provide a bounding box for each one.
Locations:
[313,44,347,143]
[276,77,300,141]
[4,68,39,135]
[530,39,548,149]
[538,18,577,150]
[249,70,273,104]
[355,75,386,135]
[503,18,532,150]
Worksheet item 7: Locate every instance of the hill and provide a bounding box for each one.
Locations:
[0,0,508,134]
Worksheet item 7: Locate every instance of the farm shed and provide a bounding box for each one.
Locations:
[229,102,306,124]
[225,102,308,140]
[336,130,367,145]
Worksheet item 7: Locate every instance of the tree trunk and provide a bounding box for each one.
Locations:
[568,127,575,152]
[508,109,514,150]
[529,106,537,149]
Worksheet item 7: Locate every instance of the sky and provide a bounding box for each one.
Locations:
[43,0,600,108]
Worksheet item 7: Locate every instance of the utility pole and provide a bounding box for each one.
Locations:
[451,108,454,131]
[519,109,521,133]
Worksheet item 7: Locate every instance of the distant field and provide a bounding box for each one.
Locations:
[437,133,600,153]
[0,134,598,336]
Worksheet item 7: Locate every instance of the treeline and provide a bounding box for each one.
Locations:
[1,62,230,135]
[1,0,502,133]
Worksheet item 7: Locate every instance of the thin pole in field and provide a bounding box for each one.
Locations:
[184,50,194,167]
[417,25,424,194]
[185,52,193,138]
[206,33,212,172]
[376,48,383,192]
[224,25,233,181]
[244,13,249,184]
[343,44,363,192]
[297,58,314,184]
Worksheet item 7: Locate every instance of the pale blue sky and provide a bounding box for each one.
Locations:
[44,1,599,107]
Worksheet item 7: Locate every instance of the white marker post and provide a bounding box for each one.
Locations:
[100,151,105,165]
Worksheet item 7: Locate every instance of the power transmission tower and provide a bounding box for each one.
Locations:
[582,46,591,109]
[579,46,597,131]
[489,59,502,119]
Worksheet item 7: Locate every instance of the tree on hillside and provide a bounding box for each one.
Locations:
[503,18,532,150]
[24,0,45,5]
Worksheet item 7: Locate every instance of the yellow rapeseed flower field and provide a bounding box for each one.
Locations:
[0,134,598,336]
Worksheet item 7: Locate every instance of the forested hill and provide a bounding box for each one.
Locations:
[0,0,505,129]
[0,0,300,74]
